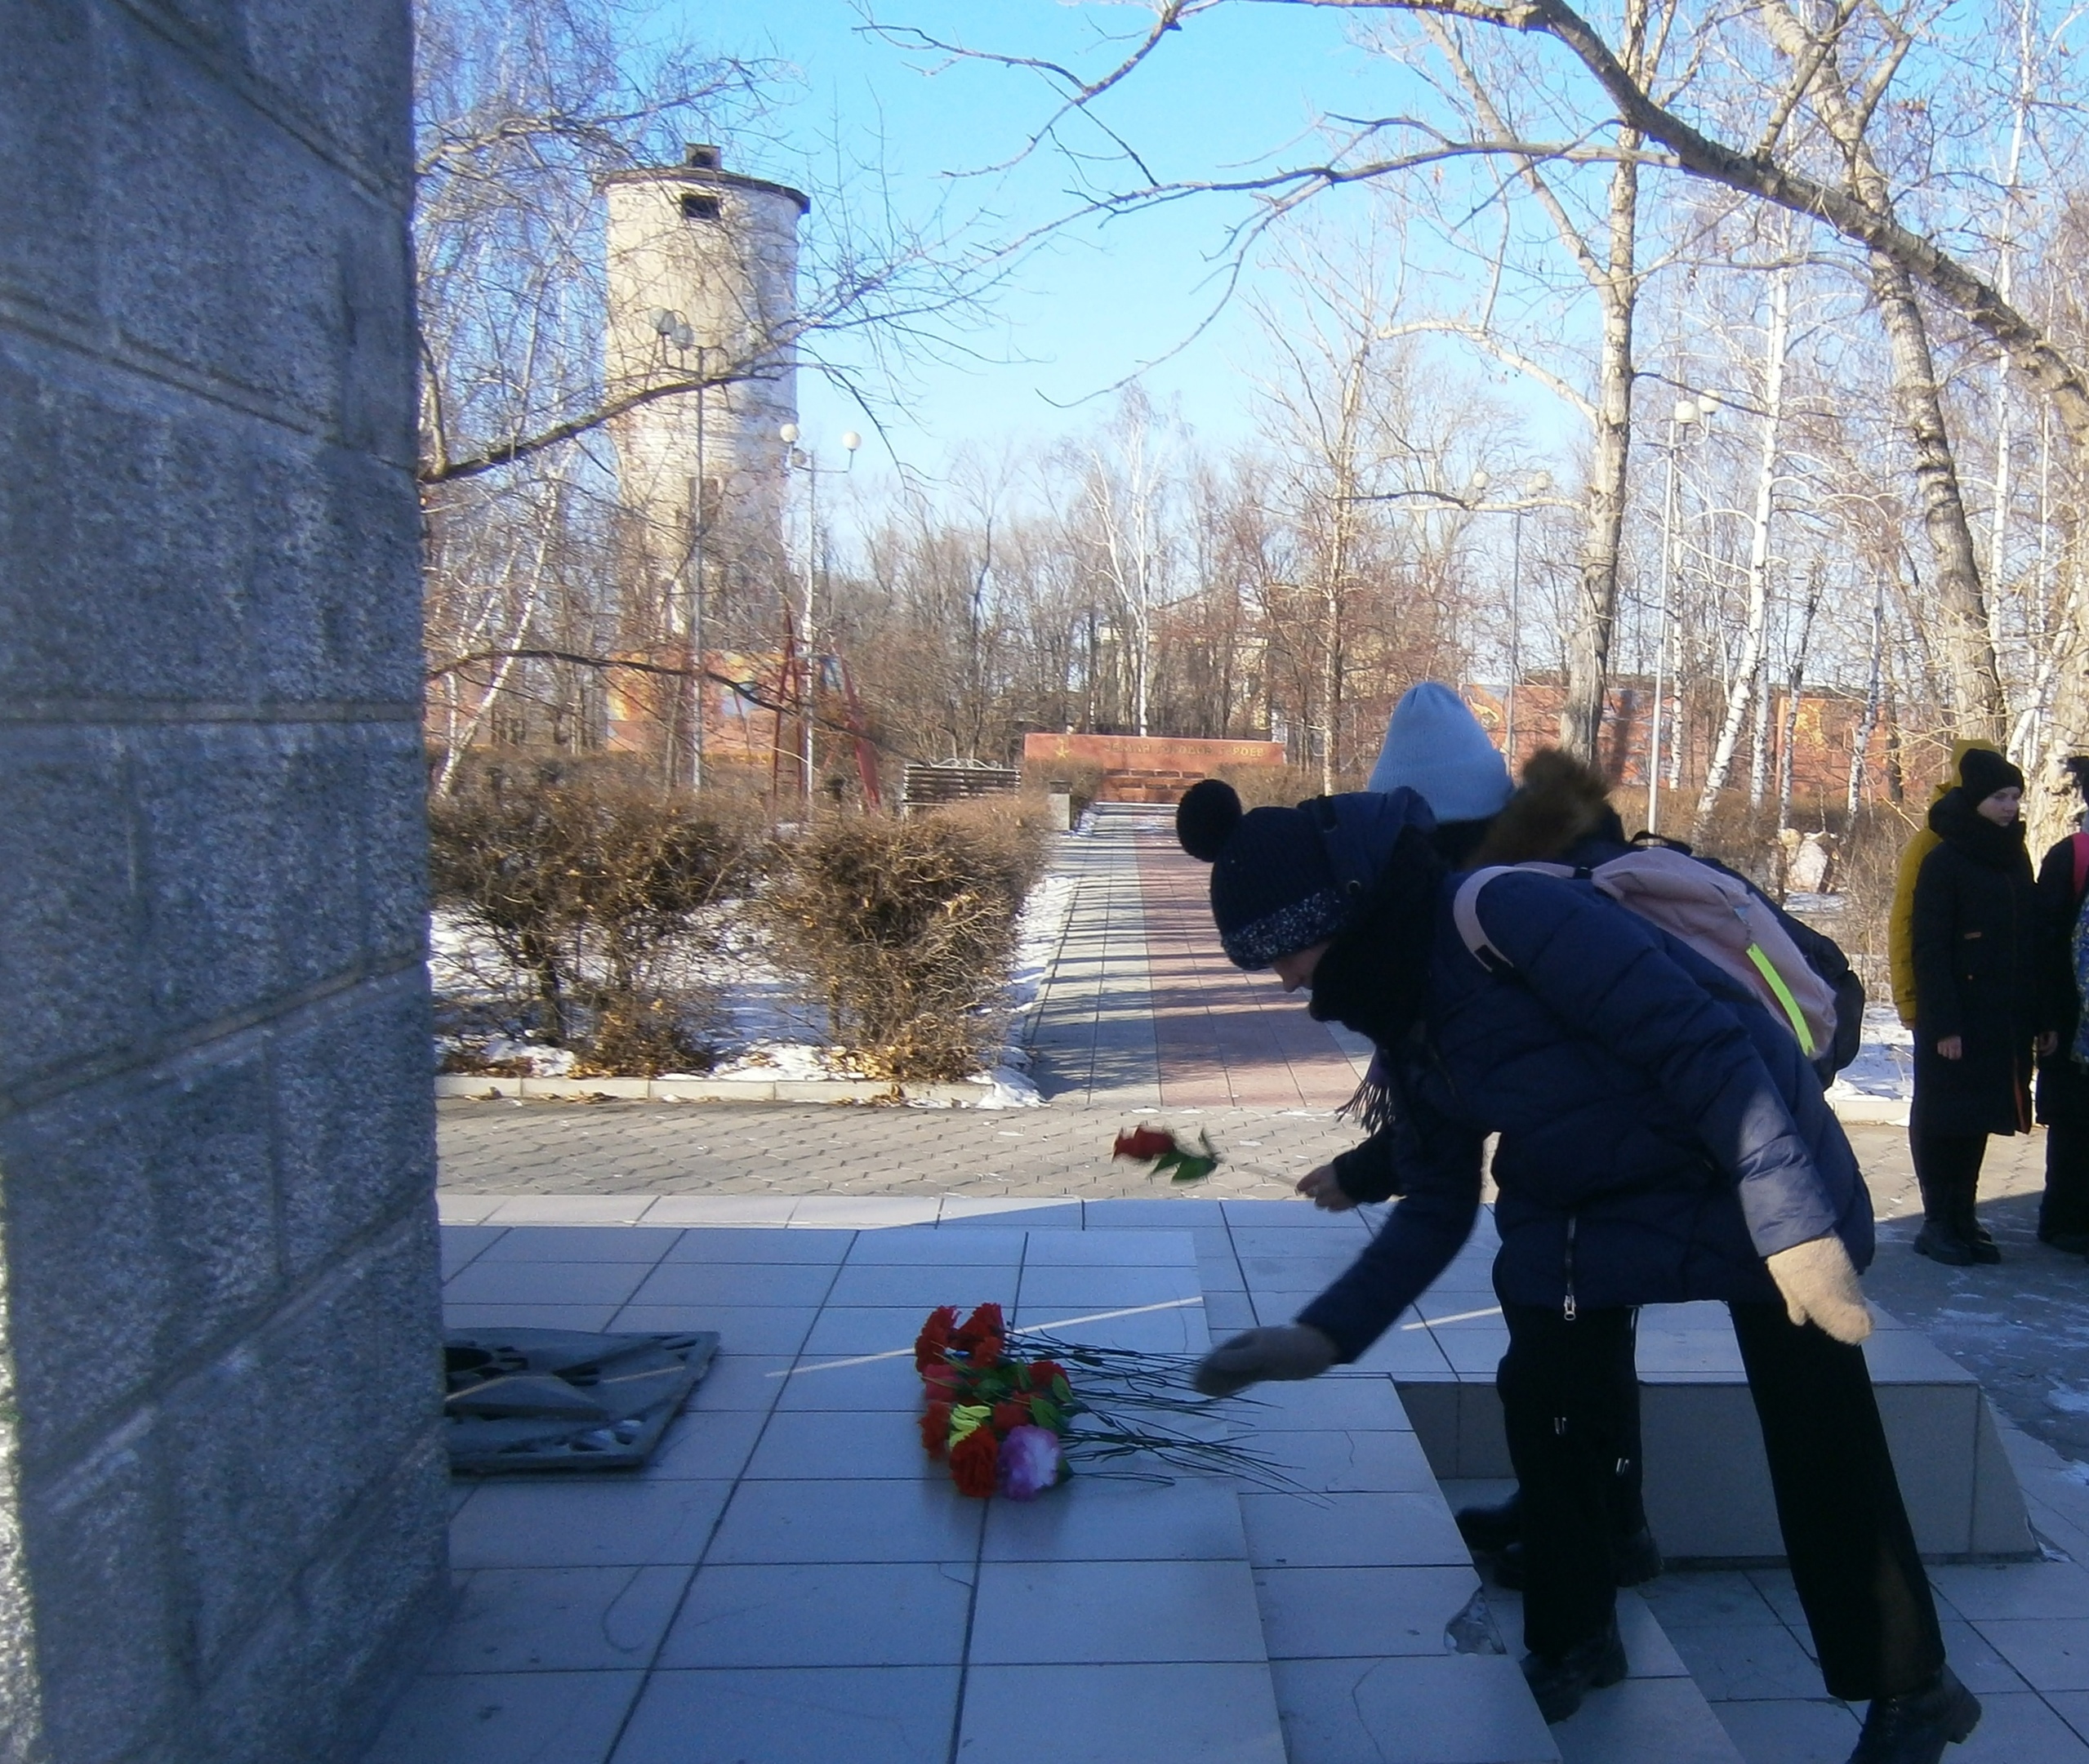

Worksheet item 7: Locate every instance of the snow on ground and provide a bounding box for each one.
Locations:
[1827,1004,1916,1103]
[428,861,1079,1104]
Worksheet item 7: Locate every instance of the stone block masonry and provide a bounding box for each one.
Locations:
[0,4,445,1761]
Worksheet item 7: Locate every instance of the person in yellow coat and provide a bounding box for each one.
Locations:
[1890,741,2005,1027]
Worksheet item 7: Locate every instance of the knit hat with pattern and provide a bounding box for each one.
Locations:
[1176,779,1351,969]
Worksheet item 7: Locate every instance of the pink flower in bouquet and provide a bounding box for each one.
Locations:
[998,1425,1063,1502]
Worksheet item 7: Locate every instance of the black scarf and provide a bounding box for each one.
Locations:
[1306,826,1442,1130]
[1930,787,2029,872]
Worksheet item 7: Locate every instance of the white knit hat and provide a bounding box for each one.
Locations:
[1365,684,1513,823]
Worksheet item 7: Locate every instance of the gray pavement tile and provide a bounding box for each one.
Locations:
[424,1566,692,1673]
[772,1353,922,1411]
[639,1196,800,1224]
[742,1410,940,1481]
[1252,1564,1483,1658]
[1711,1698,1860,1764]
[1009,1298,1207,1352]
[440,1227,506,1276]
[1020,1228,1197,1265]
[937,1199,1083,1226]
[659,1227,852,1262]
[1637,1570,1783,1628]
[1945,1690,2089,1761]
[448,1479,733,1570]
[1931,1561,2089,1620]
[1248,1428,1438,1493]
[445,1303,622,1333]
[361,1668,644,1764]
[790,1196,942,1227]
[1240,1491,1470,1568]
[444,1261,659,1307]
[803,1305,948,1356]
[2049,1691,2089,1744]
[967,1558,1267,1663]
[980,1473,1247,1562]
[957,1663,1286,1764]
[1939,1618,2033,1695]
[825,1264,1020,1307]
[1082,1198,1231,1227]
[610,1305,817,1356]
[485,1196,663,1223]
[1665,1622,1825,1702]
[655,1562,975,1668]
[626,1260,840,1307]
[681,1354,792,1413]
[1272,1655,1560,1764]
[1970,1619,2089,1690]
[704,1477,986,1564]
[612,1666,960,1764]
[1016,1263,1202,1307]
[474,1226,684,1263]
[1551,1676,1744,1762]
[848,1226,1027,1263]
[1233,1376,1411,1429]
[642,1410,768,1481]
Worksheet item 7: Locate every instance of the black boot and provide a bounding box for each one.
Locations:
[1913,1222,1976,1266]
[1848,1665,1980,1763]
[1521,1615,1628,1723]
[1455,1490,1522,1554]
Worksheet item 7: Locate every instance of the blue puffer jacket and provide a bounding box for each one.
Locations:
[1295,862,1875,1363]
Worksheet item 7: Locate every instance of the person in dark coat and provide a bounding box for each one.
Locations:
[2033,756,2089,1252]
[1909,749,2039,1264]
[1175,777,1977,1762]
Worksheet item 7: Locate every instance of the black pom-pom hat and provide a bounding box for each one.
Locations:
[1175,779,1349,969]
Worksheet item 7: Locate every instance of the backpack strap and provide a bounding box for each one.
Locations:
[1451,863,1576,973]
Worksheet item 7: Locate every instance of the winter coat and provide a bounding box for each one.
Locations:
[2035,833,2089,1129]
[1293,842,1873,1363]
[1909,789,2038,1137]
[1890,741,2004,1027]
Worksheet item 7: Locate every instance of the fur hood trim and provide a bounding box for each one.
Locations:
[1471,748,1617,866]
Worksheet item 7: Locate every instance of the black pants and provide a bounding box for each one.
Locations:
[1500,1300,1944,1701]
[2043,1118,2089,1240]
[1911,1129,1989,1239]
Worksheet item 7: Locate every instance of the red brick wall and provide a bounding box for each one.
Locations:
[1022,733,1289,802]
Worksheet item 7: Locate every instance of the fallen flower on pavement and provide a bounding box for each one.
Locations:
[1111,1124,1218,1184]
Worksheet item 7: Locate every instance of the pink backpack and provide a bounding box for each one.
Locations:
[1453,847,1841,1060]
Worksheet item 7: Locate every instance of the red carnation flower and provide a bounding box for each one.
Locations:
[1027,1359,1067,1391]
[968,1331,1004,1370]
[949,1427,999,1498]
[1114,1125,1176,1160]
[919,1401,953,1459]
[991,1399,1030,1435]
[914,1306,958,1372]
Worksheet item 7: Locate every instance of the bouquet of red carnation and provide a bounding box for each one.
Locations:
[915,1303,1073,1501]
[1112,1124,1218,1184]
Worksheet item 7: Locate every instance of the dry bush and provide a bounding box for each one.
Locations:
[1217,763,1320,810]
[759,803,1046,1080]
[1021,760,1105,823]
[428,759,768,1074]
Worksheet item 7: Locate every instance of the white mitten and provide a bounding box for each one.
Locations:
[1194,1325,1338,1397]
[1765,1234,1873,1344]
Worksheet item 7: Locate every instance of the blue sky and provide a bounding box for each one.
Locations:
[657,0,1445,470]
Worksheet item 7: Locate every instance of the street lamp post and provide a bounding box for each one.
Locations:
[1650,400,1710,834]
[777,422,861,804]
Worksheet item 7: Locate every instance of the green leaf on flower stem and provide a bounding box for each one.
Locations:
[1158,1151,1218,1184]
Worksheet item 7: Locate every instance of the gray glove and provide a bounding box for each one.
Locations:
[1194,1325,1338,1397]
[1766,1234,1873,1344]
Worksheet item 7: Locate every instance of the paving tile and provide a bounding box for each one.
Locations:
[1552,1675,1744,1762]
[957,1663,1285,1763]
[825,1263,1020,1307]
[448,1479,733,1569]
[1248,1429,1437,1492]
[1272,1655,1560,1763]
[360,1669,644,1764]
[789,1196,943,1227]
[1358,1331,1459,1376]
[657,1227,850,1262]
[643,1409,768,1480]
[705,1477,986,1564]
[1666,1622,1825,1701]
[682,1353,791,1413]
[440,1227,506,1276]
[445,1302,622,1333]
[1944,1690,2089,1761]
[846,1227,1026,1263]
[803,1305,950,1356]
[1254,1565,1483,1658]
[939,1199,1083,1227]
[772,1352,924,1411]
[476,1227,684,1263]
[1085,1197,1232,1227]
[742,1409,940,1480]
[445,1261,660,1306]
[626,1260,840,1307]
[656,1561,974,1666]
[1970,1619,2089,1690]
[1225,1200,1368,1230]
[639,1196,800,1225]
[969,1558,1266,1664]
[1021,1229,1197,1266]
[436,1193,506,1225]
[612,1666,960,1764]
[1207,1293,1259,1332]
[1240,1491,1470,1568]
[1638,1570,1782,1629]
[1930,1561,2089,1620]
[1017,1263,1203,1307]
[1742,1567,1808,1629]
[2048,1690,2089,1744]
[1711,1698,1860,1764]
[610,1304,817,1356]
[1936,1618,2033,1695]
[1010,1300,1208,1352]
[1613,1589,1691,1677]
[484,1196,661,1224]
[982,1473,1248,1561]
[425,1566,692,1673]
[1240,1375,1412,1429]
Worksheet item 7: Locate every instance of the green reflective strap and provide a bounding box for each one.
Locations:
[1745,944,1816,1056]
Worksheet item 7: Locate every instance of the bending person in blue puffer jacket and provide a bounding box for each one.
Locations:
[1174,776,1975,1764]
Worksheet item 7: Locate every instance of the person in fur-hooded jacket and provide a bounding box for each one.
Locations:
[1174,775,1975,1762]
